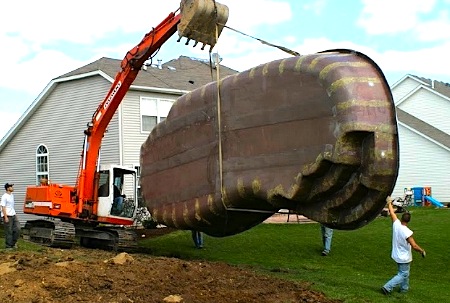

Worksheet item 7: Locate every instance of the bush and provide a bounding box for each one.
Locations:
[142,218,159,229]
[135,207,151,223]
[134,207,158,229]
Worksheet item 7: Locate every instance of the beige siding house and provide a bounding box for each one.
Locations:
[391,75,450,204]
[0,56,237,224]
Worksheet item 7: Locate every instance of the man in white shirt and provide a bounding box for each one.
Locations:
[381,196,426,295]
[1,183,21,249]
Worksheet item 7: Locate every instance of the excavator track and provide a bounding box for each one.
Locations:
[23,220,138,252]
[22,219,76,248]
[78,227,138,252]
[115,229,139,252]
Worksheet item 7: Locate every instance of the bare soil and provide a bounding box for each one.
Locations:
[0,228,341,303]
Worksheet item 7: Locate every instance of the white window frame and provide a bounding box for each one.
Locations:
[36,144,49,185]
[140,97,174,133]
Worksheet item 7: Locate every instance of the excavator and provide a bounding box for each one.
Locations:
[22,0,230,250]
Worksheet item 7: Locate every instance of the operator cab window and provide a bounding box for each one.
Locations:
[98,171,109,197]
[113,171,124,194]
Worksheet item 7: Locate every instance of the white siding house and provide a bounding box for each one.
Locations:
[0,56,237,225]
[391,75,450,204]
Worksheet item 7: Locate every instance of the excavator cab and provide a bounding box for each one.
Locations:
[97,164,138,221]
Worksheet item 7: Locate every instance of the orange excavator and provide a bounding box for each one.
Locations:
[22,0,229,250]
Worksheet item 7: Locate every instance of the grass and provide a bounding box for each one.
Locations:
[1,207,448,302]
[140,207,450,303]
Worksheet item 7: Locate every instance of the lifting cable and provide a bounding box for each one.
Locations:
[210,1,229,231]
[217,23,301,57]
[213,24,225,210]
[209,14,301,217]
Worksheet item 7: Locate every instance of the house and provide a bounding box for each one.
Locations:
[391,75,450,204]
[0,56,237,224]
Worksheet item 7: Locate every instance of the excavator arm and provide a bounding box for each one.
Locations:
[76,0,229,215]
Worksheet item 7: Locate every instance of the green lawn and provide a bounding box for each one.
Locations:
[141,207,450,303]
[2,207,447,302]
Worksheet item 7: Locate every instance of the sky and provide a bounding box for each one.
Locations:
[1,0,450,140]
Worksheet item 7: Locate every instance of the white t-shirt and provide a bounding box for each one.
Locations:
[0,192,16,217]
[391,219,413,263]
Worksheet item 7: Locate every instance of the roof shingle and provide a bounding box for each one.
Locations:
[413,75,450,99]
[57,56,238,91]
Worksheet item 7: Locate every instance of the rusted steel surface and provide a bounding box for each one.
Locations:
[140,49,399,237]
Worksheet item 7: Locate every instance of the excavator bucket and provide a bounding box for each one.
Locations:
[178,0,229,48]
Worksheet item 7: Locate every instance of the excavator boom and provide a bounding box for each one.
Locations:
[76,12,181,213]
[77,0,229,214]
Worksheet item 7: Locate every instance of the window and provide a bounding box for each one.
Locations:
[98,171,109,197]
[142,115,157,132]
[36,145,49,185]
[140,97,174,132]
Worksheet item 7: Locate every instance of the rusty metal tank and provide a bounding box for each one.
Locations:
[140,49,399,237]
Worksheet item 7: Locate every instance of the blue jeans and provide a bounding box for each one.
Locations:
[321,225,333,253]
[4,215,21,248]
[112,196,124,215]
[383,262,410,293]
[191,231,204,248]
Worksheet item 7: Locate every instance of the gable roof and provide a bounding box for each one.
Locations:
[396,108,450,150]
[393,74,450,101]
[0,56,238,150]
[413,75,450,99]
[58,56,238,91]
[391,74,430,89]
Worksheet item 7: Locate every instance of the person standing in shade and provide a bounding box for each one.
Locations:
[1,183,21,249]
[112,184,125,215]
[381,196,426,295]
[320,224,333,256]
[191,230,204,249]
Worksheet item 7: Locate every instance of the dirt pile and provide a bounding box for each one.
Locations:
[0,230,341,303]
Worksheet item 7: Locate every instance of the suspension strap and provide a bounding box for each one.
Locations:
[218,23,301,57]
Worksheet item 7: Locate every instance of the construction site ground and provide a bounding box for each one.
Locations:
[0,215,340,303]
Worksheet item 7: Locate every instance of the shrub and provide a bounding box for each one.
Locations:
[142,218,159,229]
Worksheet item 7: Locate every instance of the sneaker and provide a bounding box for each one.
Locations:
[381,287,389,295]
[321,250,328,256]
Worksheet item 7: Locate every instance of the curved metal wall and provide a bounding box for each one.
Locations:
[140,49,399,236]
